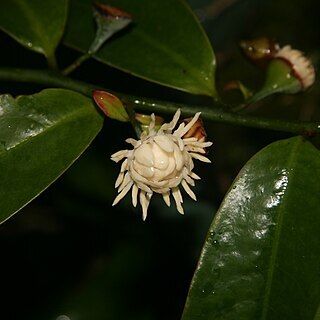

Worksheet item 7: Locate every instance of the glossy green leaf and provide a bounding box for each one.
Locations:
[0,89,103,224]
[64,0,217,97]
[182,136,320,320]
[0,0,68,65]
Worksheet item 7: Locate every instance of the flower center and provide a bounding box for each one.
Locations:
[132,137,184,185]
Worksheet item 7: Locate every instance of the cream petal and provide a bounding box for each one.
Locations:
[152,143,169,170]
[159,109,181,132]
[177,137,184,151]
[120,158,128,172]
[140,191,152,220]
[155,156,176,181]
[172,187,184,214]
[187,146,206,154]
[190,152,211,163]
[173,123,185,137]
[133,160,154,178]
[139,191,147,220]
[147,178,169,188]
[196,141,213,148]
[112,181,133,206]
[118,172,131,192]
[174,144,184,171]
[154,135,175,153]
[131,184,139,207]
[190,172,201,180]
[134,143,154,166]
[153,187,170,194]
[165,174,183,188]
[130,167,153,193]
[183,137,198,143]
[184,174,195,186]
[111,149,129,162]
[182,180,197,201]
[136,181,153,193]
[162,192,171,207]
[175,112,201,137]
[130,166,151,184]
[125,138,139,146]
[115,172,124,188]
[149,114,156,132]
[188,156,194,171]
[169,109,181,130]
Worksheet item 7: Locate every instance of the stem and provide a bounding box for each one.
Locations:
[62,53,91,76]
[0,67,319,136]
[46,52,58,70]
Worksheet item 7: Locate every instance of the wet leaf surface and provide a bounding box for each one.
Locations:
[0,0,68,61]
[0,89,103,223]
[182,136,320,320]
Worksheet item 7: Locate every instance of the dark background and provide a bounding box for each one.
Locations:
[1,0,319,319]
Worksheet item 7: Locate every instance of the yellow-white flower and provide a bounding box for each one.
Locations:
[111,109,212,220]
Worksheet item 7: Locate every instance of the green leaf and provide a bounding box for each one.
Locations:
[0,89,103,224]
[182,136,320,320]
[64,0,217,97]
[0,0,68,66]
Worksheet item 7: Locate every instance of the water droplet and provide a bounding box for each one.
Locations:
[27,41,33,48]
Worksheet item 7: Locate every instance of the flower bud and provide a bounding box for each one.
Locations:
[240,37,279,67]
[274,45,315,91]
[93,90,129,122]
[248,45,316,104]
[181,117,207,142]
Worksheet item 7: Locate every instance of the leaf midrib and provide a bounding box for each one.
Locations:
[260,138,301,319]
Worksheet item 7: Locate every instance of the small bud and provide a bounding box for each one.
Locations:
[247,45,316,104]
[93,90,129,122]
[240,37,279,67]
[274,45,315,91]
[261,45,315,96]
[182,117,207,142]
[89,3,132,54]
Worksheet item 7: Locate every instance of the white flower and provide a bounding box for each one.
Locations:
[275,45,315,90]
[111,109,212,220]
